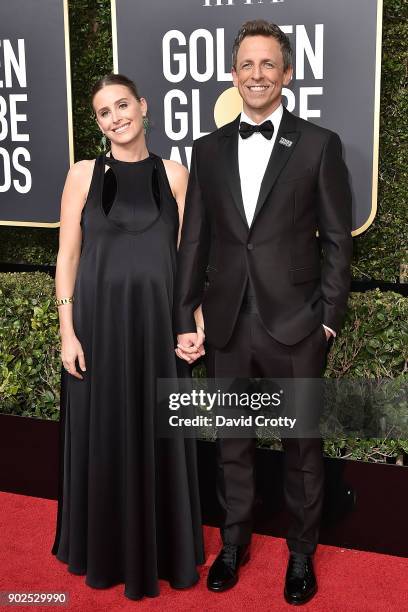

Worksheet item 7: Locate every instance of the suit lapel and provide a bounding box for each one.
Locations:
[220,116,249,229]
[251,108,300,227]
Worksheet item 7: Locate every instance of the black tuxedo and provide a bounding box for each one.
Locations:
[174,107,353,554]
[174,108,352,347]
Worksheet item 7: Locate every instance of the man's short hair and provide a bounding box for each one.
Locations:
[232,20,293,72]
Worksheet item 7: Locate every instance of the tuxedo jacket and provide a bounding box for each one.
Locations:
[174,107,353,349]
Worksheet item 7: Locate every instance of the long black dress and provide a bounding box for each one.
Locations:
[51,152,204,600]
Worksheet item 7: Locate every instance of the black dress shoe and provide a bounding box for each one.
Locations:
[284,553,317,605]
[207,543,250,592]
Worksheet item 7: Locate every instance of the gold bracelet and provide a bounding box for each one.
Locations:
[55,296,74,307]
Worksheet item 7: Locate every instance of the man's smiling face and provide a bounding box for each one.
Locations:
[232,35,293,122]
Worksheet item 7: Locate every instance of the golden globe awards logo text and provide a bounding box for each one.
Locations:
[0,39,31,194]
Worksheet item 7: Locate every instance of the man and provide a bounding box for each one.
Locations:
[174,20,352,605]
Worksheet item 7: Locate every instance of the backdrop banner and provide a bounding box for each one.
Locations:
[112,0,382,235]
[0,0,73,227]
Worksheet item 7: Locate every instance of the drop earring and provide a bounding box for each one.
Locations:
[100,133,107,152]
[143,116,149,135]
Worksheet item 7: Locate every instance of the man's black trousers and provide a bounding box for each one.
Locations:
[205,307,329,555]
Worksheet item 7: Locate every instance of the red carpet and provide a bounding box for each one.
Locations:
[1,491,407,611]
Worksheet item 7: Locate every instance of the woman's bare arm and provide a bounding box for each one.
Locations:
[56,160,93,378]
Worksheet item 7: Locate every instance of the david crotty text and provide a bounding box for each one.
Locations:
[168,415,297,429]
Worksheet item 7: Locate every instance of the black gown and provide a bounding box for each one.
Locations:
[51,152,204,600]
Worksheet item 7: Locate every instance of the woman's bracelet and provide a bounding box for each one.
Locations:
[55,296,74,307]
[196,324,205,335]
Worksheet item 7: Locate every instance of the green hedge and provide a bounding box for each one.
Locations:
[1,272,406,462]
[0,0,407,281]
[0,273,60,420]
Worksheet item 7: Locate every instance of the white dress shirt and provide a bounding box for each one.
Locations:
[238,104,283,227]
[237,104,335,338]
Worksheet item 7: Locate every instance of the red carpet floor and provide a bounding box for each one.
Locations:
[1,491,408,611]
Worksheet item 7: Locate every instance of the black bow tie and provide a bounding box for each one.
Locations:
[239,120,274,140]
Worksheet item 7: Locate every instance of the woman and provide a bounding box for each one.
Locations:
[51,73,205,600]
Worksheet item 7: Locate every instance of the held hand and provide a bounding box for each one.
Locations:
[175,331,205,364]
[61,333,86,379]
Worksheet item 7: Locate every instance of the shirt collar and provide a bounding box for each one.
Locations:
[240,104,283,133]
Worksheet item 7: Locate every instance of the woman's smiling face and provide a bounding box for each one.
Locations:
[93,84,147,145]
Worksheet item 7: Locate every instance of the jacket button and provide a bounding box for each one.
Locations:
[247,243,254,250]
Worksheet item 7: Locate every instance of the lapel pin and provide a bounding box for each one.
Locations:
[279,137,293,147]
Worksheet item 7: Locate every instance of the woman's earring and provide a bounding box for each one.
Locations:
[143,116,149,135]
[100,133,107,152]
